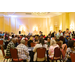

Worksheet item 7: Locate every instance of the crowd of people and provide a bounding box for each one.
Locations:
[0,28,75,62]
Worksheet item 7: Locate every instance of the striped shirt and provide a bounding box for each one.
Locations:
[6,41,15,56]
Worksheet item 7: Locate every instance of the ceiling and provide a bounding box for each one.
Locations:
[0,12,64,18]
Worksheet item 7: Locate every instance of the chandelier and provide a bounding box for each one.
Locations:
[32,12,48,15]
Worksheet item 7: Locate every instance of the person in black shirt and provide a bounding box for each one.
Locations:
[28,36,33,47]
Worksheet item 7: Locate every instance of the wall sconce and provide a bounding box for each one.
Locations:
[20,25,26,31]
[50,26,53,31]
[70,22,74,31]
[33,26,38,31]
[60,24,62,30]
[19,25,26,34]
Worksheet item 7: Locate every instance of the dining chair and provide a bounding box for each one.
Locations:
[0,40,3,45]
[70,53,75,62]
[10,48,23,62]
[36,47,46,62]
[49,47,62,62]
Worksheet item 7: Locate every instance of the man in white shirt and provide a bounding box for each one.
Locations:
[57,30,63,39]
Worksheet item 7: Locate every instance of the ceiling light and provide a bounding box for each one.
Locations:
[32,12,48,15]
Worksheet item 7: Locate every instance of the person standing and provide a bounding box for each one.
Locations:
[57,30,63,40]
[65,28,72,39]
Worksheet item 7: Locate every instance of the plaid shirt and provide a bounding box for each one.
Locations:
[6,41,15,56]
[16,44,29,60]
[65,48,75,61]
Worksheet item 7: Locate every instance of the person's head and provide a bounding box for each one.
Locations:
[50,39,56,46]
[59,30,61,33]
[12,38,16,44]
[35,36,38,40]
[39,38,44,45]
[47,38,50,42]
[20,40,25,44]
[29,36,33,41]
[66,28,69,33]
[39,31,41,34]
[12,35,14,38]
[72,34,75,39]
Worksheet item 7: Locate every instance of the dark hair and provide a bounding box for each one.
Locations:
[39,38,44,46]
[68,40,74,48]
[59,30,61,32]
[12,35,14,38]
[66,28,69,30]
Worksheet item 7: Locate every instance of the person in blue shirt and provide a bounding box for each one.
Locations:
[63,36,71,46]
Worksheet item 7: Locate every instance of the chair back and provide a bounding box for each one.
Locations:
[37,47,46,58]
[0,40,3,45]
[57,42,61,48]
[1,46,5,57]
[70,53,75,62]
[10,48,18,59]
[54,47,61,58]
[30,42,35,47]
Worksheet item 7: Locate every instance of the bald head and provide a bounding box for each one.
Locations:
[20,40,25,44]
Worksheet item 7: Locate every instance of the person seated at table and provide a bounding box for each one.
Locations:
[14,39,19,47]
[57,30,63,40]
[28,36,34,47]
[63,34,71,47]
[65,40,75,62]
[34,36,39,44]
[14,35,18,39]
[47,38,50,47]
[16,40,30,62]
[6,38,16,56]
[48,39,59,60]
[5,32,9,40]
[33,38,48,62]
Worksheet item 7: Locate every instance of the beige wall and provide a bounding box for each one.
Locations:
[0,12,75,35]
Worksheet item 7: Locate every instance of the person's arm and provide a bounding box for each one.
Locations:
[24,47,29,56]
[33,45,37,52]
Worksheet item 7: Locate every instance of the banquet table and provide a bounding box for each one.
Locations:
[28,47,34,62]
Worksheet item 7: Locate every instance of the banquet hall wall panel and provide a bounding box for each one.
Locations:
[0,12,75,35]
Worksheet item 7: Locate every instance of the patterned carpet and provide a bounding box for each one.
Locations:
[0,50,5,62]
[0,50,10,62]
